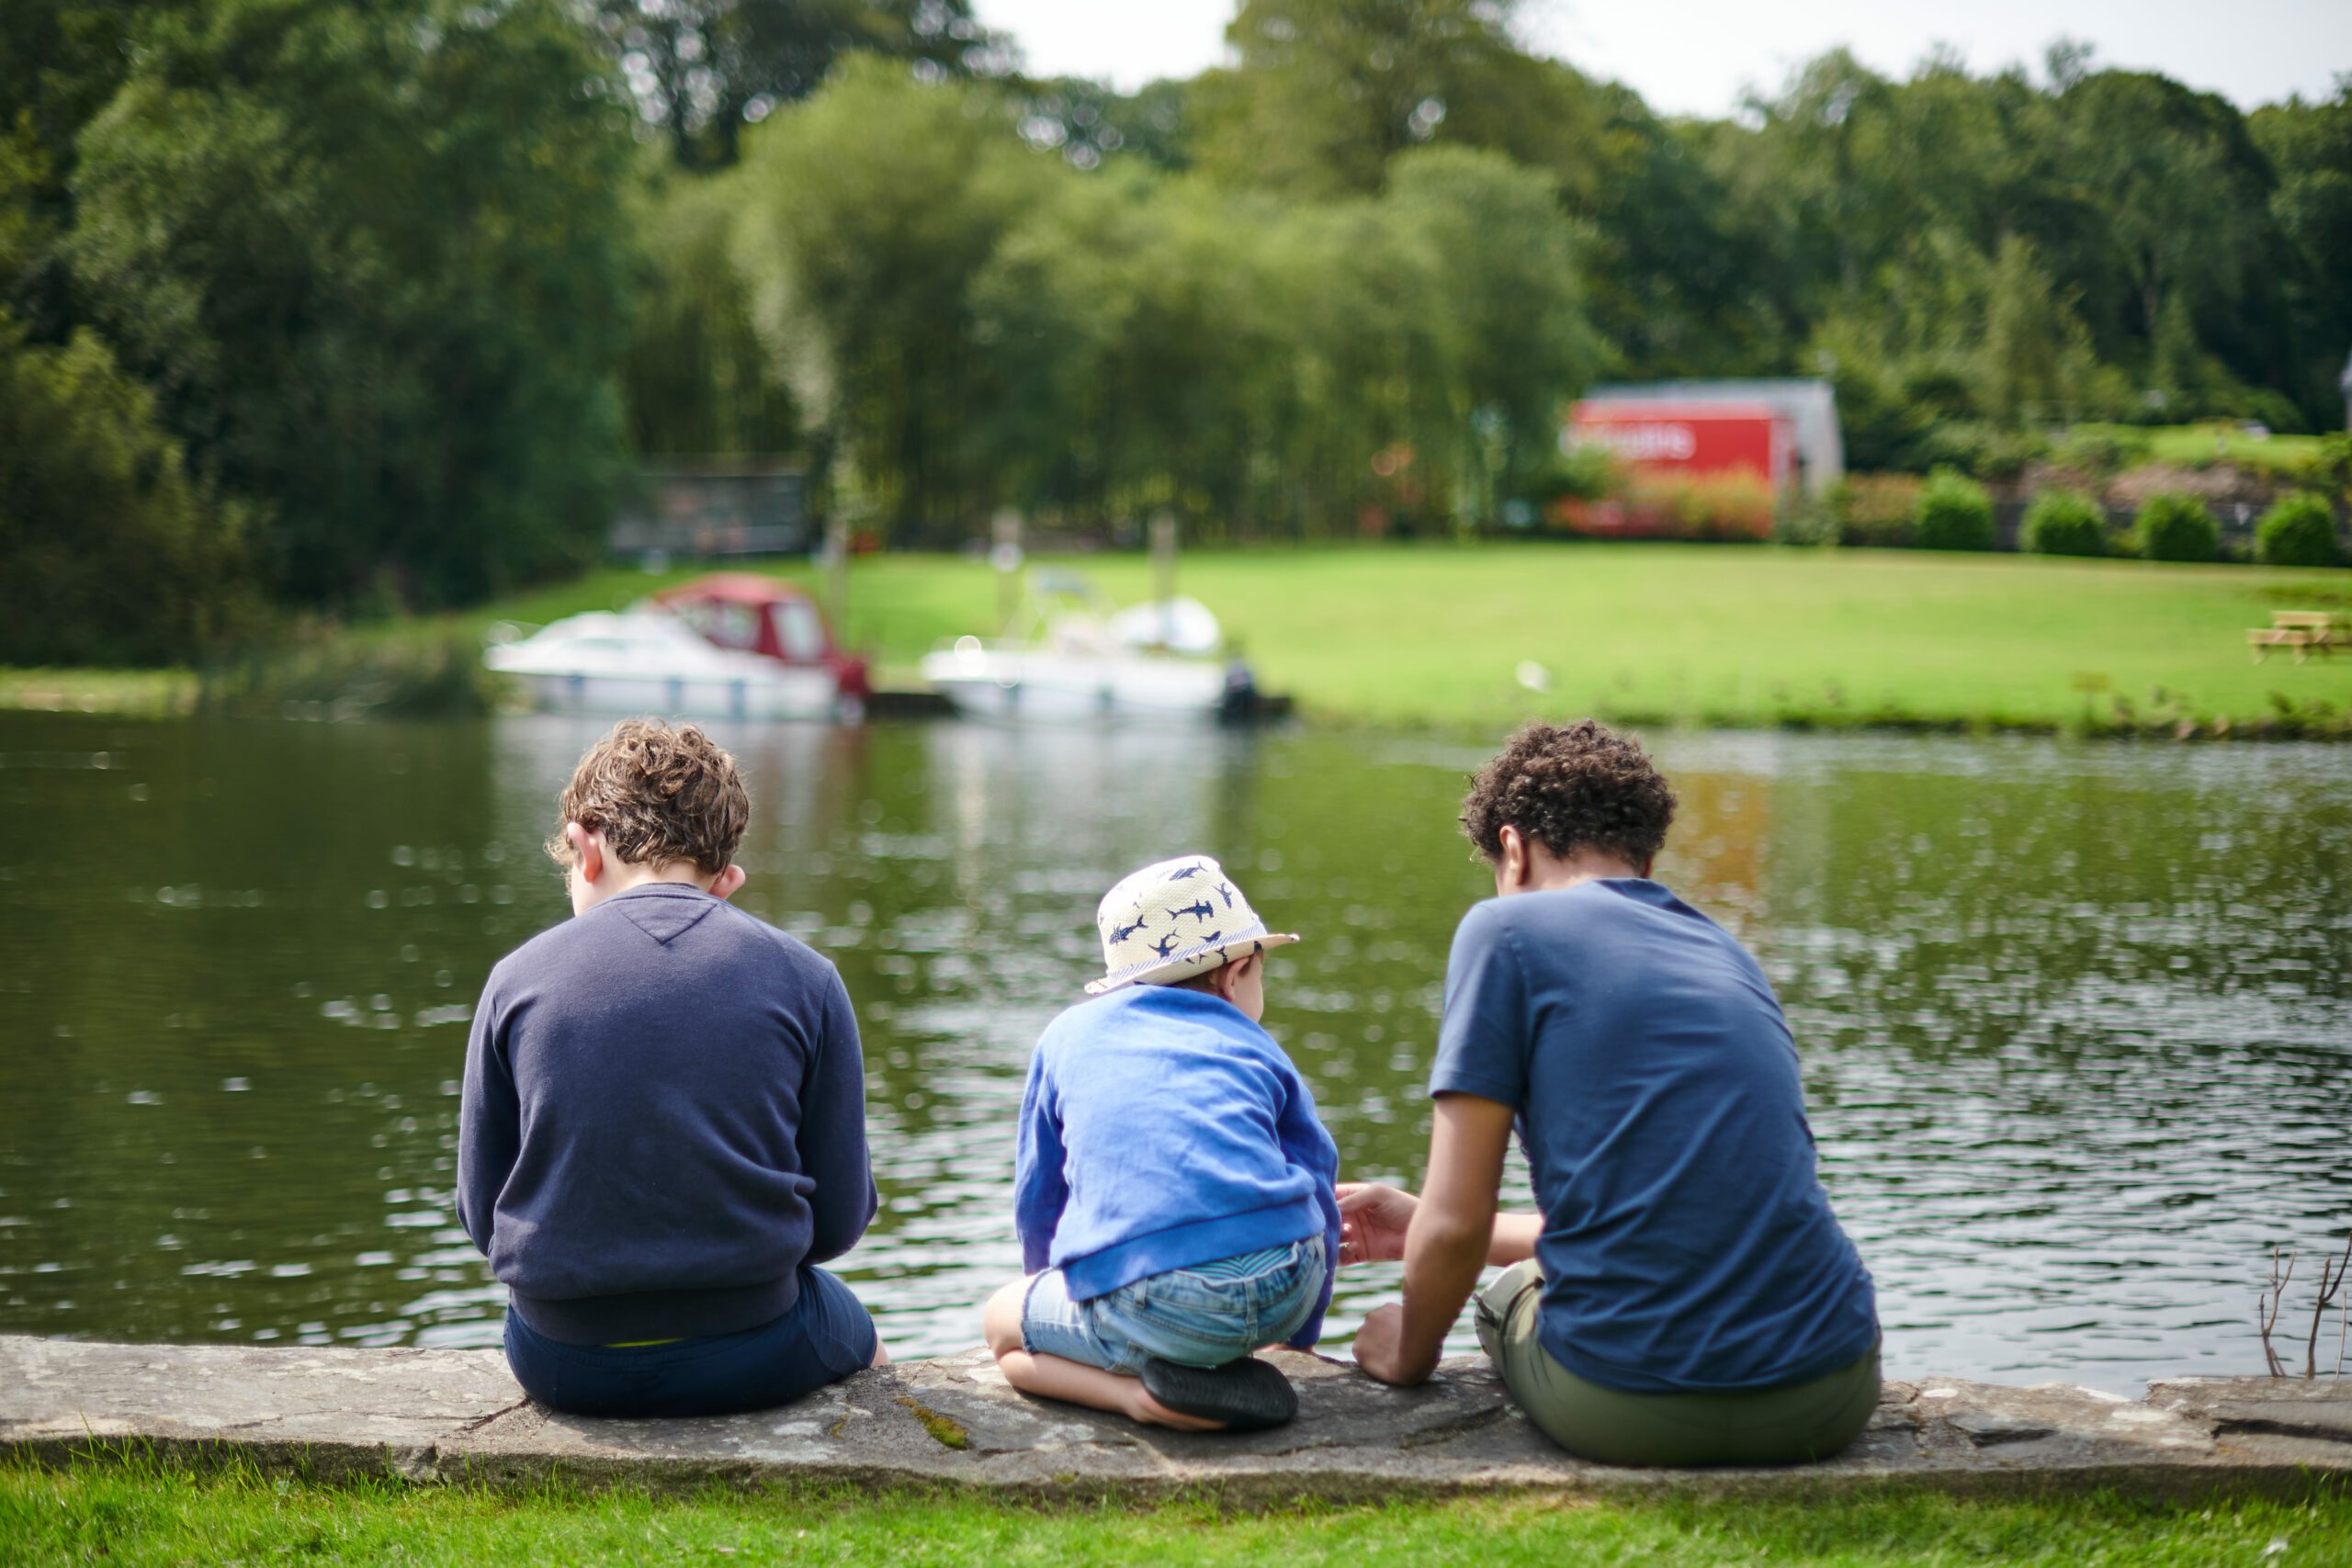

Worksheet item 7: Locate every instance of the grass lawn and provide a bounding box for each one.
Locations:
[10,543,2349,734]
[2069,420,2332,477]
[440,542,2352,735]
[0,667,198,717]
[4,1461,2347,1566]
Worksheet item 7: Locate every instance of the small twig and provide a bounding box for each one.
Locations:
[2316,1231,2352,1379]
[2258,1247,2296,1379]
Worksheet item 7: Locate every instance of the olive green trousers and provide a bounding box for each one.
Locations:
[1473,1259,1881,1467]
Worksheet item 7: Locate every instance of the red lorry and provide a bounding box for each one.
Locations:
[1560,400,1794,538]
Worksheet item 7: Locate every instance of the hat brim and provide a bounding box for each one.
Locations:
[1085,932,1300,996]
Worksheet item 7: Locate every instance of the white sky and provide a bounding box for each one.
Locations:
[972,0,2352,116]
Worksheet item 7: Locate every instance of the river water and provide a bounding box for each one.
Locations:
[2,712,2346,1393]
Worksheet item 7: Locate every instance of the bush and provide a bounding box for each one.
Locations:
[1910,468,1995,551]
[0,321,257,664]
[1620,469,1777,540]
[1829,474,1922,547]
[2021,490,2109,557]
[2050,426,2154,478]
[1921,423,2050,482]
[2255,492,2344,568]
[1535,444,1622,505]
[1771,488,1838,547]
[2316,433,2352,495]
[2132,493,2220,562]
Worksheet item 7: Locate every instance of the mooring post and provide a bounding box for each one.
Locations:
[1149,511,1178,647]
[820,515,850,637]
[990,509,1023,637]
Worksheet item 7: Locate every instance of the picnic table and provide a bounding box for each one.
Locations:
[2248,610,2352,662]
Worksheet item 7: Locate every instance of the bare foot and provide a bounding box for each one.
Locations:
[1124,1381,1226,1432]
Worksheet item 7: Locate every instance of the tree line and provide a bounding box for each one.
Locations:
[3,0,2347,662]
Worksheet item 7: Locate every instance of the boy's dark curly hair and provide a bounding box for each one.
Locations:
[1459,719,1677,868]
[546,717,749,875]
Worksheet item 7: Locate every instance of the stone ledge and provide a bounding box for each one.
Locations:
[4,1336,2347,1502]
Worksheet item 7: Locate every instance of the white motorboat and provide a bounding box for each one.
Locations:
[918,572,1253,722]
[485,609,850,721]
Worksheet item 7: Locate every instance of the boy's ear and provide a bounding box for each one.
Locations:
[565,821,602,885]
[708,863,746,902]
[1215,952,1259,999]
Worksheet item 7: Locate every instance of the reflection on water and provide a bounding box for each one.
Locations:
[2,713,2346,1393]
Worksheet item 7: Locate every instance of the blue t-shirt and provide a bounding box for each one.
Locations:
[1430,880,1876,1393]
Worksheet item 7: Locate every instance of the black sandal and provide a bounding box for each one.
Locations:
[1137,1355,1298,1432]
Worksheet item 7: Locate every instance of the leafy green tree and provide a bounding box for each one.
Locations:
[591,0,1004,172]
[0,126,252,662]
[1384,146,1594,524]
[1203,0,1581,196]
[1979,235,2097,425]
[2052,70,2286,403]
[67,0,637,610]
[1009,75,1196,172]
[2252,82,2352,428]
[0,318,254,663]
[623,166,798,456]
[1577,90,1793,378]
[735,59,1052,533]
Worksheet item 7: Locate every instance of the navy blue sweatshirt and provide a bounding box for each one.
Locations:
[458,883,876,1345]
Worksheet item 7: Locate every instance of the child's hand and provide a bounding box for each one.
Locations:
[1351,1303,1431,1386]
[1336,1183,1417,1266]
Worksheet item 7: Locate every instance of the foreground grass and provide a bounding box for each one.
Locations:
[9,542,2349,733]
[458,542,2352,735]
[4,1460,2347,1566]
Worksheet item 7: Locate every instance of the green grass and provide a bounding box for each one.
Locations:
[2068,421,2332,479]
[0,667,198,717]
[447,542,2352,736]
[11,543,2350,734]
[4,1458,2346,1565]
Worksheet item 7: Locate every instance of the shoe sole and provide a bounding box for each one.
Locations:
[1137,1355,1298,1432]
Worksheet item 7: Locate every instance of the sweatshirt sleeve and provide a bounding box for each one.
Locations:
[1012,1043,1070,1275]
[456,965,517,1258]
[1275,1058,1343,1349]
[798,967,878,1264]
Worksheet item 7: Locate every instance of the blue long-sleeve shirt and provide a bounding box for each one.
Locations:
[458,883,876,1345]
[1015,985,1340,1348]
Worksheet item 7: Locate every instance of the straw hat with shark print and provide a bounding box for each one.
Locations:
[1084,855,1300,996]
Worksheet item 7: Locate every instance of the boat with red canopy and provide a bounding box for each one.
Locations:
[484,573,869,721]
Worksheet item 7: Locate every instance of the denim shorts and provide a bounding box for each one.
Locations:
[503,1265,876,1418]
[1022,1235,1326,1374]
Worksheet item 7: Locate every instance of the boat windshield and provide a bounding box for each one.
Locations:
[775,600,826,661]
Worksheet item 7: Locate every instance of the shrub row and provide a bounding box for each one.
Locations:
[1828,472,2342,566]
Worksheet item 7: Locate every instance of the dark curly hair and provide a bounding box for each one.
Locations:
[546,717,750,875]
[1459,719,1677,868]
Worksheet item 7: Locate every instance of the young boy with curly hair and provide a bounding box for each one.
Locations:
[1338,719,1878,1467]
[458,717,883,1416]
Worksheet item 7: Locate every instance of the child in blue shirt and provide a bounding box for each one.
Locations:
[981,856,1340,1431]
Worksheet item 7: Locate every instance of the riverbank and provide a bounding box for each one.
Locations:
[7,544,2349,736]
[5,1336,2347,1563]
